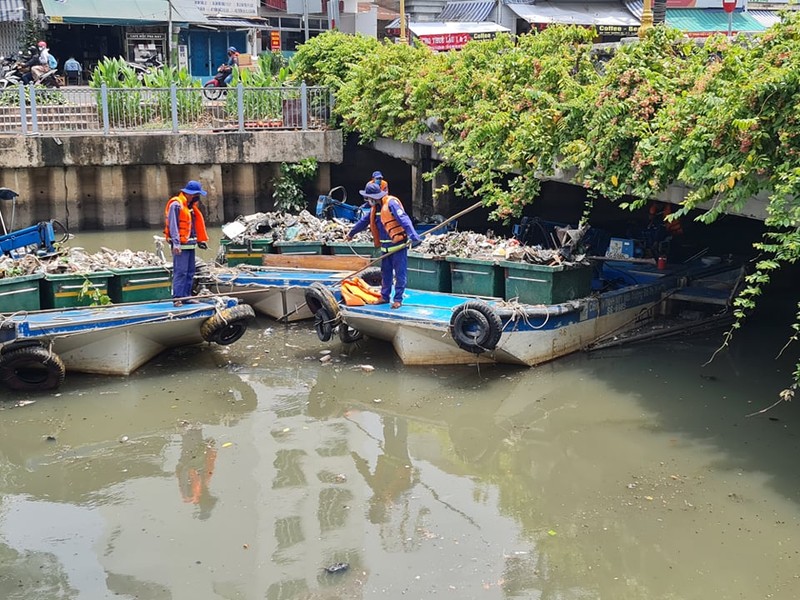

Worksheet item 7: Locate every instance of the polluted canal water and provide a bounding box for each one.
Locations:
[0,230,798,600]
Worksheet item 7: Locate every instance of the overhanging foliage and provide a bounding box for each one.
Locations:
[291,21,800,388]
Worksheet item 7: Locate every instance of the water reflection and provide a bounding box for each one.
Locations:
[175,424,218,520]
[350,415,414,526]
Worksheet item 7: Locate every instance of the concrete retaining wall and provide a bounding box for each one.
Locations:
[0,131,343,230]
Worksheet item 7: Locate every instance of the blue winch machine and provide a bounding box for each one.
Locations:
[0,187,59,257]
[315,186,370,222]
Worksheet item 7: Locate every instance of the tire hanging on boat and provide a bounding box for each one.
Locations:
[305,282,341,342]
[200,304,255,345]
[338,322,363,344]
[359,267,382,287]
[449,301,503,354]
[0,345,66,391]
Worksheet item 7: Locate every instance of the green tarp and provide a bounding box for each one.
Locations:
[40,0,208,26]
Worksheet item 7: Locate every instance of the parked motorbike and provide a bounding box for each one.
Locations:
[120,53,164,82]
[202,65,230,100]
[0,54,23,89]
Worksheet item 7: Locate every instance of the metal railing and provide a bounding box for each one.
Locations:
[0,82,333,135]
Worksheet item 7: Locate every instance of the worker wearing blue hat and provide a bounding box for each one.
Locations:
[369,170,388,193]
[164,180,209,306]
[345,182,420,309]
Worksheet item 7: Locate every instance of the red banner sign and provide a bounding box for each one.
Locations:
[722,0,737,11]
[270,30,281,51]
[418,31,498,51]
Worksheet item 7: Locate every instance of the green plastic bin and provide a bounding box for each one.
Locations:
[501,261,592,305]
[221,238,273,266]
[447,256,504,298]
[326,241,381,258]
[0,273,44,313]
[109,266,173,303]
[408,253,451,292]
[273,241,324,255]
[40,271,114,309]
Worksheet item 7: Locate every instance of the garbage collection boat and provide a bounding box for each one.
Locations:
[203,259,380,322]
[306,257,745,367]
[0,297,255,391]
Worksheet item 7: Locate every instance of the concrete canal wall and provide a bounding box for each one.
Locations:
[0,130,343,230]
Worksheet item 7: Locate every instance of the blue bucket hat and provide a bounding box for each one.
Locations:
[372,170,383,179]
[359,181,387,200]
[181,180,207,196]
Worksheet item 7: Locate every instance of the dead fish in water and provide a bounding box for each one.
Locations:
[323,562,349,574]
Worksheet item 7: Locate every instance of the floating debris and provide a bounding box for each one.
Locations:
[323,562,350,574]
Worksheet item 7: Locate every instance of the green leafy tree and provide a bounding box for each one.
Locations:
[272,158,319,213]
[17,18,43,52]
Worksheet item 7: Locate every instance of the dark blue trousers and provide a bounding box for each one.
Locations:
[172,248,196,299]
[380,247,408,303]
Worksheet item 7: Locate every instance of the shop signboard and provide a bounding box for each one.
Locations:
[418,30,499,51]
[270,30,281,51]
[596,24,640,38]
[125,33,165,64]
[194,0,260,17]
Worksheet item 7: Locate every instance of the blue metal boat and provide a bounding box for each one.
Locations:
[306,258,745,367]
[0,297,255,390]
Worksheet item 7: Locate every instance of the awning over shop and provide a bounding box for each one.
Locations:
[0,0,25,22]
[747,9,783,28]
[41,0,210,25]
[507,1,640,31]
[409,21,510,51]
[666,9,768,36]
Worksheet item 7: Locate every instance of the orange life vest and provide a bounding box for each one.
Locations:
[368,195,408,248]
[649,202,683,236]
[164,192,209,245]
[341,277,383,306]
[369,178,388,192]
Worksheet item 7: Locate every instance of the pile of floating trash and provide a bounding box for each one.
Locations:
[0,247,166,279]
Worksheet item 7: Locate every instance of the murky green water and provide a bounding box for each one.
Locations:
[0,231,798,599]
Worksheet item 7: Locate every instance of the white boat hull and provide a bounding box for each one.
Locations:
[343,302,653,367]
[50,318,207,375]
[217,284,312,322]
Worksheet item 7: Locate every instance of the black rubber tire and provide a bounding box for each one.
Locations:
[0,345,66,391]
[203,81,222,101]
[338,322,363,344]
[314,307,335,342]
[359,267,382,287]
[449,301,503,354]
[200,304,255,345]
[305,282,340,322]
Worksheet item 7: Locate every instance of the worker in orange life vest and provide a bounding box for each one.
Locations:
[164,180,209,306]
[369,170,389,193]
[345,182,421,309]
[649,201,683,237]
